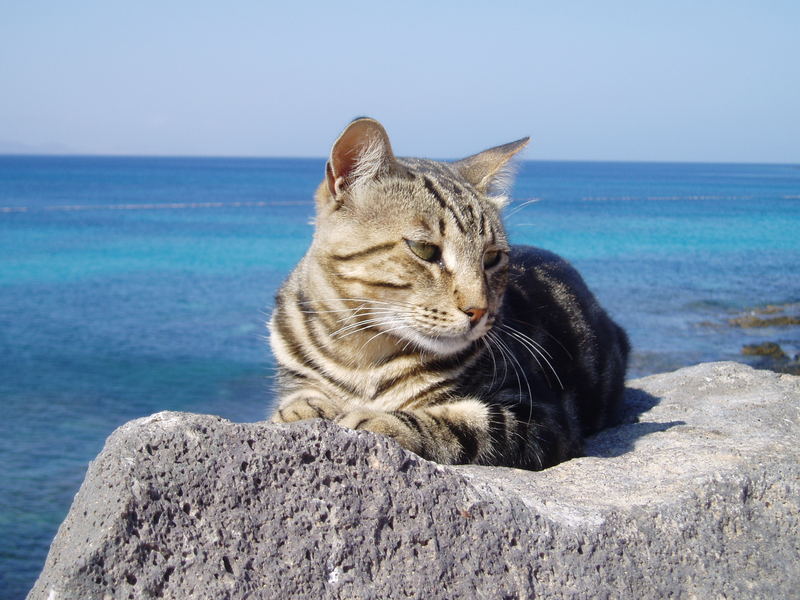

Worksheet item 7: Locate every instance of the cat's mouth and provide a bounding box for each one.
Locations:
[396,322,490,356]
[352,308,492,356]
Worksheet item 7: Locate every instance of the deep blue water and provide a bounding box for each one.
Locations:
[1,155,799,598]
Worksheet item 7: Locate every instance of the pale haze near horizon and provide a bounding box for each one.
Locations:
[1,1,797,163]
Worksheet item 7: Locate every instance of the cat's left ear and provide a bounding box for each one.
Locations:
[325,117,395,198]
[453,137,530,206]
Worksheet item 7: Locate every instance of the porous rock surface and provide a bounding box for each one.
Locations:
[28,362,800,599]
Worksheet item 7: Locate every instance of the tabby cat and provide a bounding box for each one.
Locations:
[268,118,629,470]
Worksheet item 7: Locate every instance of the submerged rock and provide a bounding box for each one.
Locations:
[698,303,800,375]
[742,341,788,359]
[741,342,800,375]
[729,314,800,327]
[27,362,800,600]
[727,303,800,328]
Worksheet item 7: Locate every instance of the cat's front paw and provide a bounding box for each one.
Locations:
[271,396,343,424]
[335,409,422,454]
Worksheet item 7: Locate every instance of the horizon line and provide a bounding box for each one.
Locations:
[0,152,798,168]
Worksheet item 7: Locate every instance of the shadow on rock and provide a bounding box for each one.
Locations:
[584,387,685,459]
[617,387,662,423]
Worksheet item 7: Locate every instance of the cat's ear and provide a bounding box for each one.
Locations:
[454,137,529,205]
[325,117,395,198]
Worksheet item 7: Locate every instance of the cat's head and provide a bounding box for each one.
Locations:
[311,117,528,356]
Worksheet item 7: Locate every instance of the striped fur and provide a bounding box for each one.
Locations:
[269,118,629,470]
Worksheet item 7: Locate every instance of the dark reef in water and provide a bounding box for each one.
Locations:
[741,341,800,375]
[700,303,800,376]
[742,341,787,359]
[723,303,799,327]
[731,304,800,375]
[729,314,800,328]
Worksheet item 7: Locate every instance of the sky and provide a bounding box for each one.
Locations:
[1,1,798,163]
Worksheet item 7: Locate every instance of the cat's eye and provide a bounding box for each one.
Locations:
[483,250,504,269]
[406,240,441,262]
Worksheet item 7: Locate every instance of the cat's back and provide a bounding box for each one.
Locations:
[502,244,630,434]
[504,245,603,323]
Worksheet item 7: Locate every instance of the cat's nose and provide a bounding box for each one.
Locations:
[463,307,487,325]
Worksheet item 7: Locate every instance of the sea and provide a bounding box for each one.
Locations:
[1,155,799,598]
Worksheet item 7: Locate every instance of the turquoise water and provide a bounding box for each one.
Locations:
[1,156,799,598]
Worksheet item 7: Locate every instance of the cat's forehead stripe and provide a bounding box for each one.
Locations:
[433,173,486,233]
[421,175,467,234]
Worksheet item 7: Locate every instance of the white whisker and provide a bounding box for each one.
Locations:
[298,296,418,310]
[503,197,541,219]
[500,324,564,390]
[506,317,573,361]
[490,331,534,424]
[486,331,510,389]
[480,336,499,393]
[501,324,555,360]
[332,317,400,339]
[358,323,414,353]
[334,309,398,324]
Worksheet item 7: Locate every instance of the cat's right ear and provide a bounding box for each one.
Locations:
[325,117,395,199]
[453,137,530,202]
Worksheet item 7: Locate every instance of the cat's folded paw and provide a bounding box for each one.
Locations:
[271,396,342,423]
[335,409,422,454]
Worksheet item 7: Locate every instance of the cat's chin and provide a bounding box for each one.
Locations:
[398,328,483,357]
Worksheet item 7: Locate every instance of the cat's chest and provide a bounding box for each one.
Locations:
[321,357,452,410]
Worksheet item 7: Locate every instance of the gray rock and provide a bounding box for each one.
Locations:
[27,362,800,600]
